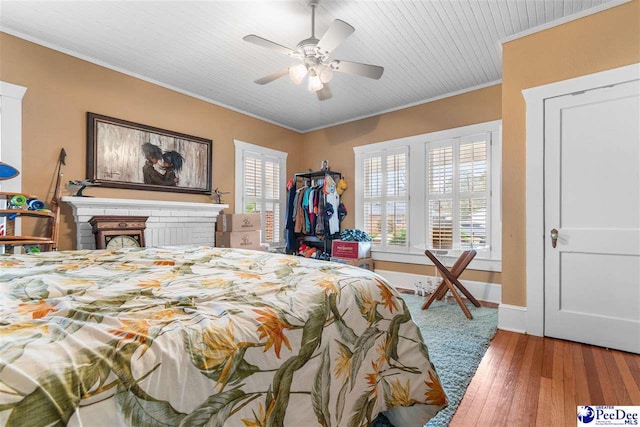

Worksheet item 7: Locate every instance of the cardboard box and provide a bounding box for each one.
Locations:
[215,231,262,250]
[331,257,374,271]
[216,213,261,232]
[331,240,371,259]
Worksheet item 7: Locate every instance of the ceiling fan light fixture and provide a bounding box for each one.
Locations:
[289,64,307,85]
[317,64,333,84]
[308,71,323,92]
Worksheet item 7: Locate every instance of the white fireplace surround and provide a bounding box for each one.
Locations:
[62,196,227,250]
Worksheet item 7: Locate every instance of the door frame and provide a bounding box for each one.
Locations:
[0,81,27,195]
[522,63,639,336]
[0,81,27,251]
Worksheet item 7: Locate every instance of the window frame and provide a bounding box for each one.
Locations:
[234,139,288,247]
[354,120,502,271]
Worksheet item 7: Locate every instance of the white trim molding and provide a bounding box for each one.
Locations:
[375,269,502,305]
[498,304,527,334]
[522,63,640,337]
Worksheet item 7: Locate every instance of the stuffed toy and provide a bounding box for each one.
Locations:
[337,178,348,195]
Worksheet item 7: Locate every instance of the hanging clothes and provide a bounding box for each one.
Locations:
[294,185,306,234]
[302,186,313,234]
[323,174,340,235]
[285,177,298,253]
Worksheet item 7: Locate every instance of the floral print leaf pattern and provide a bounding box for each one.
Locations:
[0,246,446,426]
[0,335,37,373]
[6,346,114,427]
[347,388,374,427]
[349,326,379,390]
[386,304,412,361]
[5,373,74,427]
[269,297,328,427]
[116,385,186,427]
[311,345,332,427]
[328,293,358,345]
[10,278,49,300]
[179,388,247,427]
[335,380,349,425]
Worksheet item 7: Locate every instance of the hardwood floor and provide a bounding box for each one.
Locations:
[449,330,640,427]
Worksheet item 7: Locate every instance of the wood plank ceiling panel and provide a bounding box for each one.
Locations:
[0,0,624,132]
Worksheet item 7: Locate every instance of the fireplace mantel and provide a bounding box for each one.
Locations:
[62,196,228,249]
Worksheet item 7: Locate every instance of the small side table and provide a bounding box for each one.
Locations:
[421,249,481,319]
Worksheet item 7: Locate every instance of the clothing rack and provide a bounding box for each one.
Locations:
[286,170,342,256]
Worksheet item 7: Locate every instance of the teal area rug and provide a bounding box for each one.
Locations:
[402,293,499,427]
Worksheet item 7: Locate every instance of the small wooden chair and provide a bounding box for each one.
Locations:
[421,249,481,319]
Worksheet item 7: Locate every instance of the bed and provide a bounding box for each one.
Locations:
[0,246,446,426]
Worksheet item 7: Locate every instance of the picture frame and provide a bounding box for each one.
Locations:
[87,113,212,195]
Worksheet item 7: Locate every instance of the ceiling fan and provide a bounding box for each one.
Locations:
[243,0,384,101]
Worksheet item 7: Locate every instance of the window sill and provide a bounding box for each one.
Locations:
[371,250,502,272]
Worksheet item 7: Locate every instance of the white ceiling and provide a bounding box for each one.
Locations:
[0,0,621,133]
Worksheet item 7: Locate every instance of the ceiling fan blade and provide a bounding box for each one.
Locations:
[243,34,298,57]
[316,84,332,101]
[316,19,355,56]
[255,68,289,85]
[330,60,384,80]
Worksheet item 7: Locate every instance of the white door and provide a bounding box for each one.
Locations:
[544,80,640,354]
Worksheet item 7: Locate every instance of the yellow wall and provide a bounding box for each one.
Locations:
[501,0,640,306]
[301,84,503,280]
[0,33,304,250]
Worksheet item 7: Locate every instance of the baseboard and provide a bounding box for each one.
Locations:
[375,269,502,305]
[498,304,527,334]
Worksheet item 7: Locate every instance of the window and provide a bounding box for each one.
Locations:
[354,120,501,271]
[361,147,408,250]
[234,140,287,246]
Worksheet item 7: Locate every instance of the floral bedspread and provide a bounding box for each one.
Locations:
[0,246,446,426]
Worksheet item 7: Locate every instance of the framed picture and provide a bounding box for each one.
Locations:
[87,113,212,195]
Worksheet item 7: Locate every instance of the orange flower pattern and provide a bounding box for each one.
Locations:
[377,280,399,313]
[424,370,448,406]
[109,319,150,345]
[18,300,56,319]
[254,308,292,358]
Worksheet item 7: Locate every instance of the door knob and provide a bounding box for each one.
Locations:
[550,228,558,248]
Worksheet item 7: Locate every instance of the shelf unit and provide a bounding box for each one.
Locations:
[0,192,58,251]
[291,170,342,256]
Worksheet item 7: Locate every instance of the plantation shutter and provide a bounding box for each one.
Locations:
[459,137,488,247]
[363,155,382,242]
[262,155,280,243]
[428,141,454,249]
[362,147,408,249]
[242,152,282,244]
[426,134,490,250]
